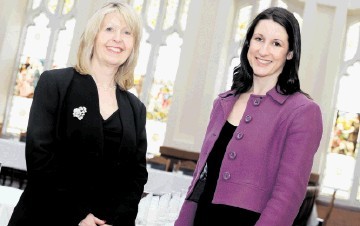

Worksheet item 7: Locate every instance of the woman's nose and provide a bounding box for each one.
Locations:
[113,30,123,42]
[258,43,270,56]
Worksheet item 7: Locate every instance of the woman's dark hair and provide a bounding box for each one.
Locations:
[232,7,307,97]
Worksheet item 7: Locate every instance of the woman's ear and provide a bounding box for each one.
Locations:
[287,51,293,60]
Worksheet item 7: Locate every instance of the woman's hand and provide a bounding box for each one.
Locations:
[78,213,109,226]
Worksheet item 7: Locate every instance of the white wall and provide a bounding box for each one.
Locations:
[0,0,28,123]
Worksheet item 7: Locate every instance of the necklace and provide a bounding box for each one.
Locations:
[91,75,116,91]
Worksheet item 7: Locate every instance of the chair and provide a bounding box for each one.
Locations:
[159,146,199,171]
[317,189,337,226]
[292,173,320,226]
[293,186,319,226]
[173,160,196,176]
[146,156,171,171]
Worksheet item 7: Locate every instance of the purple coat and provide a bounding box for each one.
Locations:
[175,87,323,226]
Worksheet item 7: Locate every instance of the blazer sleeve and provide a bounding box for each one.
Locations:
[25,69,87,223]
[255,101,323,226]
[113,96,148,225]
[25,70,61,185]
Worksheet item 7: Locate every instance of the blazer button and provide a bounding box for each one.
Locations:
[236,132,244,140]
[245,115,252,123]
[223,172,231,180]
[253,98,261,106]
[229,151,237,160]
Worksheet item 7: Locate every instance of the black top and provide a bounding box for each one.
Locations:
[91,109,123,223]
[193,121,261,226]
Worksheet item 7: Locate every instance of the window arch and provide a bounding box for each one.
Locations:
[128,0,191,154]
[2,0,77,136]
[322,20,360,207]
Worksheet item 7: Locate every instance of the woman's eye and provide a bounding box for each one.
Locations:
[105,27,113,32]
[254,37,262,42]
[273,42,281,47]
[123,30,132,35]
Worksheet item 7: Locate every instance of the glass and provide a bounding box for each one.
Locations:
[235,5,252,42]
[357,180,360,201]
[131,0,192,155]
[32,0,42,9]
[180,0,191,31]
[62,0,75,14]
[48,0,58,14]
[163,0,179,30]
[321,111,359,199]
[133,0,144,14]
[146,33,181,154]
[133,29,151,97]
[147,0,160,29]
[258,0,271,13]
[337,62,360,113]
[344,22,360,61]
[52,18,76,68]
[22,13,50,61]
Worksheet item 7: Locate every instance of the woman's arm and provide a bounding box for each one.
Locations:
[25,70,60,185]
[255,102,323,226]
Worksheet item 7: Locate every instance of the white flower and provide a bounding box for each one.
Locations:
[73,106,87,120]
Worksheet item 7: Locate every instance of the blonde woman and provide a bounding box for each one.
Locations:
[9,2,147,226]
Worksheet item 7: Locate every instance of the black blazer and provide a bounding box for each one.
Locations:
[9,67,148,226]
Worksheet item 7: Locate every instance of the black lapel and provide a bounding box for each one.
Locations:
[63,72,103,153]
[116,89,137,149]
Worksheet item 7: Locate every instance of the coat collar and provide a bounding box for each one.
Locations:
[218,86,290,105]
[116,88,137,148]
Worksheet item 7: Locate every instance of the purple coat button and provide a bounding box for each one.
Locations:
[253,98,261,106]
[223,172,231,180]
[245,115,252,123]
[229,151,237,160]
[236,132,244,140]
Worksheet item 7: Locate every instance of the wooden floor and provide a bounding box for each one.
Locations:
[316,202,360,226]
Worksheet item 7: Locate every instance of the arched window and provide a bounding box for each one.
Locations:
[322,21,360,207]
[128,0,191,154]
[3,0,76,137]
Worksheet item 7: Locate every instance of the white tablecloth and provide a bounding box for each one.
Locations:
[0,169,192,226]
[0,186,23,226]
[0,141,319,226]
[0,138,26,171]
[144,168,193,195]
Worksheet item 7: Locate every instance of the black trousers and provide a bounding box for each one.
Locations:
[193,202,261,226]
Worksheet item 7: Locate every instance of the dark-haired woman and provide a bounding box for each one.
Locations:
[175,7,322,226]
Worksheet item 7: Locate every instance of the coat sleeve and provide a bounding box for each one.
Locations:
[255,102,323,226]
[26,70,60,185]
[113,99,148,226]
[25,70,88,223]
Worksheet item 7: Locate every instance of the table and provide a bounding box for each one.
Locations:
[0,138,26,171]
[0,168,192,226]
[0,186,23,226]
[144,168,193,195]
[0,184,320,226]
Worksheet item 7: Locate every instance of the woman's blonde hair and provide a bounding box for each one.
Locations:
[75,2,142,90]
